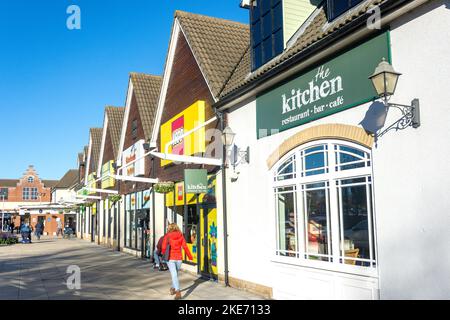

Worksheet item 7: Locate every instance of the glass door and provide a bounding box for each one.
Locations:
[199,204,218,280]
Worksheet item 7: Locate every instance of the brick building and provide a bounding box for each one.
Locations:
[0,165,58,232]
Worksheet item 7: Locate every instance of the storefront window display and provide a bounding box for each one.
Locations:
[273,140,376,269]
[125,191,150,251]
[165,175,217,266]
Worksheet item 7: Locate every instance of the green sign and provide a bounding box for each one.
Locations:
[184,169,208,194]
[256,32,391,139]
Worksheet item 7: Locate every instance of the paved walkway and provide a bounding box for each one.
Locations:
[0,237,264,300]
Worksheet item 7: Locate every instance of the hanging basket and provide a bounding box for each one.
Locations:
[154,181,175,194]
[108,194,122,203]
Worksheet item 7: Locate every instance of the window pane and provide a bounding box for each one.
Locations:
[340,183,372,266]
[130,210,136,249]
[262,12,272,40]
[273,2,282,31]
[253,44,262,69]
[328,0,363,21]
[252,20,262,45]
[273,29,284,56]
[261,0,271,15]
[304,186,330,261]
[303,146,328,176]
[276,156,295,181]
[276,189,297,256]
[263,36,273,63]
[251,1,260,21]
[336,145,369,171]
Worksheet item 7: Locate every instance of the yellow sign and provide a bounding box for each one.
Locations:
[165,182,197,207]
[101,161,115,189]
[200,207,218,277]
[160,100,206,166]
[87,173,96,195]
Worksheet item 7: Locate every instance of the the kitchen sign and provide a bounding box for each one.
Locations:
[256,32,390,139]
[184,169,208,194]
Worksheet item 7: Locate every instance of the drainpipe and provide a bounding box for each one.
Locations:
[218,110,230,287]
[151,155,156,262]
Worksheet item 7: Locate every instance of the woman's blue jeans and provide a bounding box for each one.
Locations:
[167,260,182,291]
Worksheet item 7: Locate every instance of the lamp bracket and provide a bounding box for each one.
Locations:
[376,99,420,140]
[231,145,250,171]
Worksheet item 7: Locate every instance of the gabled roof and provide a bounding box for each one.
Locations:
[77,152,84,165]
[219,0,390,99]
[0,179,19,187]
[54,169,79,189]
[42,180,59,188]
[130,73,162,141]
[89,128,103,174]
[105,106,125,160]
[175,10,250,99]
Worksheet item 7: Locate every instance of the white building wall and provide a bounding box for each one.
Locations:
[226,1,450,299]
[374,1,450,299]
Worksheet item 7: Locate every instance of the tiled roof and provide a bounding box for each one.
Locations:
[42,180,59,188]
[105,106,125,160]
[220,0,387,99]
[175,10,250,99]
[89,128,103,174]
[130,73,162,141]
[54,169,79,189]
[77,152,84,165]
[0,179,19,187]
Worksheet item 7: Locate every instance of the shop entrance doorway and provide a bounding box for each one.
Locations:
[199,204,218,280]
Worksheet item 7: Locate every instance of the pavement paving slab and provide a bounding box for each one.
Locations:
[0,236,266,300]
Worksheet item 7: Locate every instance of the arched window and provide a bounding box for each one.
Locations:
[272,140,376,270]
[28,176,34,183]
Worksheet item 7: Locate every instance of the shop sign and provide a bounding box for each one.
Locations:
[160,101,206,166]
[143,189,151,209]
[256,32,391,139]
[184,169,208,194]
[122,140,146,176]
[101,161,115,189]
[87,173,96,195]
[131,193,136,209]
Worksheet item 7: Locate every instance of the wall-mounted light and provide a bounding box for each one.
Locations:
[221,126,236,148]
[369,58,420,138]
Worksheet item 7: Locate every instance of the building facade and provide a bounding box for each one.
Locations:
[70,0,450,300]
[214,0,450,299]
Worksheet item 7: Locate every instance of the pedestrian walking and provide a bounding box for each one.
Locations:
[161,223,193,300]
[20,222,32,243]
[56,219,63,238]
[154,233,168,271]
[34,221,44,240]
[9,221,15,233]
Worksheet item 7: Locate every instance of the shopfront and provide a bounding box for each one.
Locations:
[163,173,218,280]
[124,190,152,256]
[218,30,395,299]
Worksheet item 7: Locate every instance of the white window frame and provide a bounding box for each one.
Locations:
[270,139,378,278]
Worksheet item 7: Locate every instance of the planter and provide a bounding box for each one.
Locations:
[154,182,175,194]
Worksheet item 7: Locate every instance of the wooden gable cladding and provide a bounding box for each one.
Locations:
[124,94,146,152]
[155,30,221,183]
[120,93,155,195]
[103,126,115,169]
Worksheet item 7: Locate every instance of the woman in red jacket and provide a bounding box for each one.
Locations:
[161,223,193,300]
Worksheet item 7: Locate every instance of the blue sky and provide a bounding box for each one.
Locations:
[0,0,248,180]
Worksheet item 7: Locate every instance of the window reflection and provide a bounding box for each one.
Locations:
[304,183,331,262]
[276,187,297,257]
[339,179,373,266]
